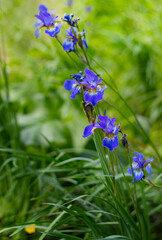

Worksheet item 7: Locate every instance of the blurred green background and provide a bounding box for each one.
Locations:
[1,0,162,153]
[0,0,162,239]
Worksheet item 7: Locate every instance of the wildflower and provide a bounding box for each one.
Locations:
[34,4,61,38]
[62,27,88,52]
[62,27,78,52]
[83,114,120,151]
[128,151,154,181]
[82,69,106,106]
[64,69,106,105]
[25,224,36,234]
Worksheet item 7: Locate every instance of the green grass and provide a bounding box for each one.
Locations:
[0,0,162,239]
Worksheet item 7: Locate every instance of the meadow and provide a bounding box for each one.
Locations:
[0,0,162,239]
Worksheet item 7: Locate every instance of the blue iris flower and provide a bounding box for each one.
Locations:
[82,69,106,106]
[128,151,154,181]
[83,114,119,151]
[62,27,77,52]
[34,4,61,38]
[62,27,88,52]
[64,68,106,105]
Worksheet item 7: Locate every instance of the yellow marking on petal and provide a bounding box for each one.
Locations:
[25,224,36,234]
[106,133,115,138]
[88,88,97,93]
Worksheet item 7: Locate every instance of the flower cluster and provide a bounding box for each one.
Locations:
[34,4,155,184]
[64,68,106,106]
[34,5,87,51]
[83,115,120,151]
[128,152,154,181]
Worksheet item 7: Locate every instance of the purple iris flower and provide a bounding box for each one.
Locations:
[34,4,61,38]
[64,69,106,105]
[83,114,119,151]
[128,151,154,181]
[82,69,106,106]
[62,27,77,52]
[62,27,88,52]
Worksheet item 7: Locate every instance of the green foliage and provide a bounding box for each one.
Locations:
[0,0,162,239]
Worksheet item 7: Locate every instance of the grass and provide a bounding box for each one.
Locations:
[0,0,162,239]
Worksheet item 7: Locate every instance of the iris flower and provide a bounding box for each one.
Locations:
[83,114,119,151]
[34,4,61,38]
[64,69,106,105]
[62,27,88,52]
[128,151,154,181]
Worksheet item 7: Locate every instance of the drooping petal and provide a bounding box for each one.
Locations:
[45,24,61,37]
[128,162,138,175]
[63,39,75,51]
[70,86,81,99]
[34,19,43,28]
[64,79,76,91]
[146,164,152,178]
[82,124,95,138]
[34,28,41,38]
[143,157,154,166]
[133,168,144,181]
[82,37,88,49]
[84,88,105,106]
[102,135,119,151]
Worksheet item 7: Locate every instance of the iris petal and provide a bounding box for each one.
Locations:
[64,79,76,91]
[134,169,144,181]
[34,28,41,38]
[143,157,154,166]
[84,89,104,106]
[63,39,75,51]
[82,37,88,49]
[146,164,152,178]
[102,135,119,151]
[82,124,94,138]
[45,24,61,37]
[39,4,48,12]
[70,86,81,99]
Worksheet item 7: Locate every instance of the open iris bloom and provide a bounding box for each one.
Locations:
[83,115,120,151]
[34,4,61,38]
[64,68,106,105]
[128,151,154,181]
[62,27,88,52]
